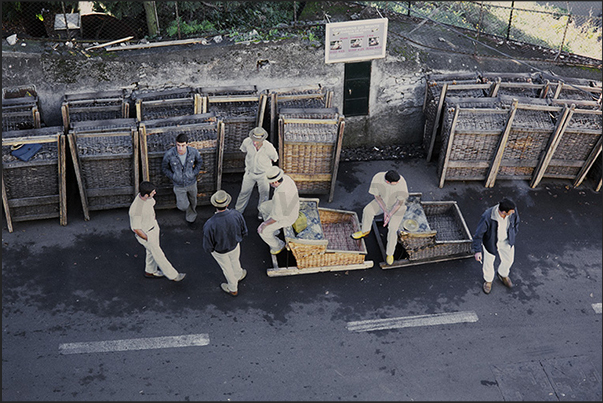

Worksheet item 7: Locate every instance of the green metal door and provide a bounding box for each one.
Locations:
[344,61,371,116]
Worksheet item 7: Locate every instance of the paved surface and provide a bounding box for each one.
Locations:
[2,157,601,401]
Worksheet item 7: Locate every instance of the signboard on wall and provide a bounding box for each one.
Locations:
[325,18,388,64]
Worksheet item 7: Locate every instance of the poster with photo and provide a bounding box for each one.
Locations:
[325,18,388,64]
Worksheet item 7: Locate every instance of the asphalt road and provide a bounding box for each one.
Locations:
[2,157,601,401]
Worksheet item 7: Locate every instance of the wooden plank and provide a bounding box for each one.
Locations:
[2,134,60,145]
[270,93,277,145]
[267,260,373,277]
[106,37,206,51]
[132,128,140,196]
[2,173,14,233]
[67,132,90,220]
[438,102,460,188]
[380,253,473,269]
[288,173,332,182]
[85,36,134,51]
[216,121,225,190]
[7,195,59,208]
[329,119,344,203]
[58,134,67,226]
[426,83,448,162]
[208,95,259,103]
[485,99,519,188]
[573,137,602,187]
[447,161,490,168]
[10,212,60,222]
[86,187,134,198]
[530,104,575,188]
[278,117,284,167]
[281,118,339,125]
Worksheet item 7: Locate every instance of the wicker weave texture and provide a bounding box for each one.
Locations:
[4,163,58,199]
[405,203,471,260]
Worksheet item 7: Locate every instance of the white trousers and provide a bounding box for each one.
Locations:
[211,244,244,292]
[135,226,179,280]
[258,200,287,252]
[361,200,406,256]
[482,242,514,282]
[235,172,270,215]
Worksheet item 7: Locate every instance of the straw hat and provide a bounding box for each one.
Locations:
[249,127,268,141]
[266,166,284,182]
[210,189,232,208]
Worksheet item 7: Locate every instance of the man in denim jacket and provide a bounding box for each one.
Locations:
[161,133,203,228]
[472,198,519,294]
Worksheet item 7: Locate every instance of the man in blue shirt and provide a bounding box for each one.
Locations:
[161,133,203,228]
[203,190,248,296]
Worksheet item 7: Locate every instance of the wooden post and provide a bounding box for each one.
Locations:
[484,99,519,188]
[58,134,68,226]
[489,77,501,97]
[438,105,461,188]
[67,132,90,220]
[139,124,150,180]
[132,128,140,196]
[573,137,602,188]
[216,121,225,191]
[257,94,267,127]
[529,104,575,188]
[278,117,285,167]
[61,104,70,129]
[270,92,278,145]
[136,99,142,122]
[329,118,345,203]
[2,174,13,233]
[426,83,448,162]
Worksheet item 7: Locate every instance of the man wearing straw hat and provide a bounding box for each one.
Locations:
[235,127,279,220]
[162,132,203,229]
[257,166,300,255]
[129,181,186,282]
[203,190,248,296]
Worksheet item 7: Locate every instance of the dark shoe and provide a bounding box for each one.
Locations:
[145,270,164,278]
[187,221,198,230]
[221,283,238,296]
[483,281,492,294]
[497,274,513,288]
[173,273,186,282]
[239,269,247,281]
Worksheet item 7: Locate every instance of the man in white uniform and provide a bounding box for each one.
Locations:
[257,166,300,255]
[235,127,278,220]
[129,181,186,281]
[352,170,409,265]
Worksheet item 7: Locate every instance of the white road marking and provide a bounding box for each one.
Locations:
[593,303,602,314]
[347,311,478,332]
[59,334,210,355]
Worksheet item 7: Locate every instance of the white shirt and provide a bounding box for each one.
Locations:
[368,172,409,210]
[494,205,509,246]
[240,137,278,175]
[129,194,158,233]
[270,175,300,226]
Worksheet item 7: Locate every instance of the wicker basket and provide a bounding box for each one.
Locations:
[61,89,130,128]
[199,87,266,173]
[284,200,367,269]
[2,97,41,131]
[139,116,224,208]
[2,126,67,232]
[403,201,472,261]
[68,119,139,219]
[132,87,202,121]
[278,108,344,202]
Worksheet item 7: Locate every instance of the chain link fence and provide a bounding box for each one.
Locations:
[2,1,601,63]
[370,1,601,62]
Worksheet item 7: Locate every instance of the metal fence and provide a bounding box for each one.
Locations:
[2,1,601,63]
[374,1,602,62]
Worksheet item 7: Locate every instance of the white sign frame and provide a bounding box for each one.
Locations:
[325,18,388,64]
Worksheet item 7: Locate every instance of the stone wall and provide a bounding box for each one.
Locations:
[2,37,426,147]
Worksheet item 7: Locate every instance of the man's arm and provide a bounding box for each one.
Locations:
[191,148,203,177]
[472,215,488,262]
[161,151,174,180]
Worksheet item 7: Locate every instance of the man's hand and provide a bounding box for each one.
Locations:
[474,252,482,263]
[257,222,265,234]
[383,212,391,227]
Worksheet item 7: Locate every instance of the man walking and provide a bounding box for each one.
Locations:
[257,166,299,255]
[351,170,409,265]
[235,127,279,219]
[203,190,248,296]
[129,181,186,281]
[472,198,519,294]
[162,132,203,228]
